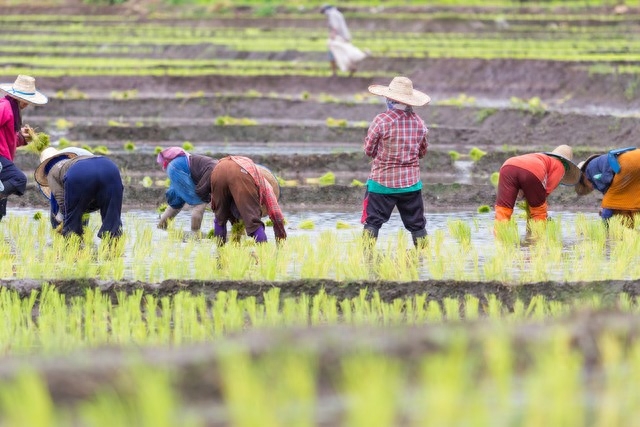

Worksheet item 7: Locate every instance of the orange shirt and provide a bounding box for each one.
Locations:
[502,153,565,195]
[602,149,640,210]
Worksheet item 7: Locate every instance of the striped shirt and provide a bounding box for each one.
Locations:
[364,108,429,188]
[229,156,284,224]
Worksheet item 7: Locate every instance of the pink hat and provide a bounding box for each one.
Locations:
[157,147,187,171]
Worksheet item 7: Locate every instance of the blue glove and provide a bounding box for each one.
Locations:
[214,218,227,244]
[600,208,614,220]
[249,225,268,243]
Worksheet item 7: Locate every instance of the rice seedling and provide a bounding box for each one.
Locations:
[490,171,500,188]
[447,219,472,248]
[141,176,153,187]
[448,150,461,161]
[123,141,136,151]
[350,179,365,187]
[93,145,110,155]
[298,219,315,230]
[182,141,194,151]
[477,204,491,213]
[325,117,348,127]
[55,118,73,130]
[469,147,487,162]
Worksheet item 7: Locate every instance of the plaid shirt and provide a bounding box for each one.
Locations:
[229,156,284,224]
[364,108,428,188]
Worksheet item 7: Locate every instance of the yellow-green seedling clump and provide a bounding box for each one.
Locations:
[318,172,335,187]
[490,172,500,188]
[157,203,168,214]
[477,205,491,214]
[182,141,194,151]
[55,118,73,130]
[33,211,42,221]
[326,117,348,127]
[124,141,136,151]
[154,146,163,155]
[449,150,461,162]
[141,176,153,188]
[469,147,487,162]
[93,146,110,155]
[336,220,353,229]
[23,128,50,154]
[350,179,365,187]
[299,219,315,230]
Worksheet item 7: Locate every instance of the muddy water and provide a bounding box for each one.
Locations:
[8,207,602,282]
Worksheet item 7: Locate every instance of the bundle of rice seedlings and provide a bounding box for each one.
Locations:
[24,128,50,154]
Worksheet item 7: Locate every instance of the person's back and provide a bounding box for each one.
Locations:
[325,6,351,41]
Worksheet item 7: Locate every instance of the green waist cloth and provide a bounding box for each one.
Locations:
[367,179,422,194]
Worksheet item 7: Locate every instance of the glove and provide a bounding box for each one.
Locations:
[273,219,287,242]
[158,206,180,229]
[55,211,64,223]
[250,225,268,244]
[190,203,206,232]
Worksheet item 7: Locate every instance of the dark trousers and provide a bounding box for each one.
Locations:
[361,189,427,240]
[0,156,27,220]
[62,157,123,238]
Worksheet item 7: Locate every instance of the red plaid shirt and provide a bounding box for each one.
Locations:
[364,108,428,188]
[229,156,284,224]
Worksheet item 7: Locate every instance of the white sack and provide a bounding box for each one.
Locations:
[328,37,367,72]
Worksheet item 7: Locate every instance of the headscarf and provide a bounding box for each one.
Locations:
[386,98,413,113]
[5,95,21,132]
[157,147,188,171]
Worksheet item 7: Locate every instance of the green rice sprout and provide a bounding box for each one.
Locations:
[123,141,136,151]
[25,128,50,153]
[93,145,110,155]
[154,146,163,155]
[317,172,335,187]
[469,147,487,162]
[141,176,153,188]
[182,141,194,151]
[449,150,461,162]
[477,205,491,214]
[350,179,365,187]
[490,172,500,188]
[336,220,353,229]
[299,219,315,230]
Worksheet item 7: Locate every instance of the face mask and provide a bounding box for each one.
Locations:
[386,99,397,110]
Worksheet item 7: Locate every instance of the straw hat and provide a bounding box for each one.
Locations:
[574,154,601,196]
[543,145,581,186]
[36,147,94,198]
[0,75,48,105]
[368,76,431,107]
[34,147,79,187]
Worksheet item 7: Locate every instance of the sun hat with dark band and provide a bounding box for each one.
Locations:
[34,147,80,187]
[543,144,581,186]
[368,76,430,107]
[574,154,601,196]
[0,75,48,105]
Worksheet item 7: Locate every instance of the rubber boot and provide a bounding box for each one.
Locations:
[494,205,513,221]
[411,229,428,248]
[528,202,548,221]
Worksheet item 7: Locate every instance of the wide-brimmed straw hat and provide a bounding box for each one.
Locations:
[36,147,94,199]
[0,75,48,105]
[368,76,431,107]
[543,144,581,186]
[34,147,79,188]
[574,154,601,196]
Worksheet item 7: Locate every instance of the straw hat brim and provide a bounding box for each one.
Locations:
[544,153,582,186]
[35,152,78,187]
[574,154,600,196]
[368,84,431,107]
[0,84,48,105]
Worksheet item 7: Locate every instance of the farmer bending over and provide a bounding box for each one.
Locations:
[35,147,123,238]
[210,156,286,245]
[495,145,580,222]
[0,75,48,221]
[156,146,217,237]
[575,147,640,227]
[361,76,430,247]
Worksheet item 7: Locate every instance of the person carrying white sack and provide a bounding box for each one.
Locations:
[321,4,367,77]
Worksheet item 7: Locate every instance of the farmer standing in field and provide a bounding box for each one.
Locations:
[361,76,430,247]
[575,147,640,227]
[210,155,286,245]
[35,147,124,239]
[321,4,366,77]
[156,146,217,237]
[0,75,48,222]
[494,145,581,222]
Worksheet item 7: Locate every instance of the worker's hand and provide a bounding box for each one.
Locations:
[55,211,64,224]
[273,219,287,243]
[20,125,33,142]
[157,206,179,230]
